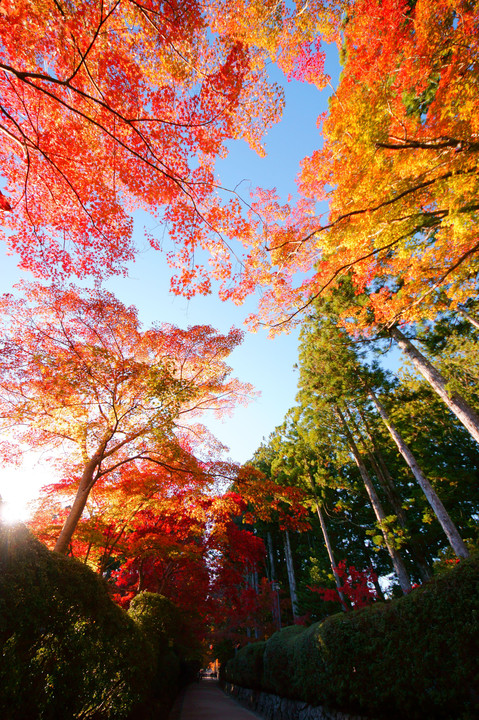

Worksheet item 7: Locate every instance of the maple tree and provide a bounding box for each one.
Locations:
[3,0,477,324]
[0,0,335,288]
[218,0,479,333]
[201,468,311,642]
[31,457,207,566]
[30,457,273,643]
[0,281,252,553]
[309,561,378,610]
[108,487,213,631]
[208,502,269,644]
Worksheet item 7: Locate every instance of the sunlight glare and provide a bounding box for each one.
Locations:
[0,496,27,525]
[0,459,55,526]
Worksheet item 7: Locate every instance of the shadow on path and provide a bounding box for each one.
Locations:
[169,679,262,720]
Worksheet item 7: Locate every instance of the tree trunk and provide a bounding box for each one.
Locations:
[368,388,469,559]
[315,501,349,611]
[267,531,276,582]
[355,409,408,522]
[365,552,386,601]
[250,566,260,639]
[459,308,479,331]
[268,533,282,629]
[390,326,479,446]
[54,433,114,554]
[54,472,94,554]
[283,529,299,620]
[336,406,412,594]
[355,408,433,581]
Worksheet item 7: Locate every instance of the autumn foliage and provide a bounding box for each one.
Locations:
[2,0,479,695]
[2,1,479,320]
[231,0,479,332]
[309,561,378,610]
[0,282,252,553]
[0,0,281,282]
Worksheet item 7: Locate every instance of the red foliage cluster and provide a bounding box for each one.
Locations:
[310,561,378,610]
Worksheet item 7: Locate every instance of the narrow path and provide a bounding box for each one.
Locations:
[170,679,262,720]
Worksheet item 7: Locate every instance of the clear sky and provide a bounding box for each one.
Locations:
[0,45,342,521]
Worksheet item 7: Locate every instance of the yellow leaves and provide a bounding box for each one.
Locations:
[206,0,284,56]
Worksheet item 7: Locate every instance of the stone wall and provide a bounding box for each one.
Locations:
[223,683,375,720]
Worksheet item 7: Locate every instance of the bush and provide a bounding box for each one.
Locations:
[262,625,305,697]
[224,554,479,719]
[0,524,176,719]
[129,592,196,702]
[225,641,266,690]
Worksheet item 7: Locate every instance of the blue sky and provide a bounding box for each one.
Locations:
[0,45,342,520]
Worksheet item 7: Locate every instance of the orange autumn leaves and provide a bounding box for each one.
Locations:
[0,282,253,549]
[241,0,479,332]
[0,0,280,281]
[0,0,337,292]
[3,0,476,329]
[2,0,479,559]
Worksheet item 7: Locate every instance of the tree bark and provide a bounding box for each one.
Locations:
[356,408,433,581]
[268,533,282,629]
[283,529,299,620]
[364,552,386,601]
[355,409,408,522]
[459,308,479,331]
[390,326,479,446]
[369,388,469,559]
[54,471,95,554]
[336,405,412,594]
[315,501,349,611]
[266,531,276,582]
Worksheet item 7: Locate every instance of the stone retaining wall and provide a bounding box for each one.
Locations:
[223,683,374,720]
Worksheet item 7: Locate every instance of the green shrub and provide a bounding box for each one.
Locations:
[262,625,306,697]
[129,592,182,654]
[215,638,236,681]
[129,590,203,683]
[0,525,168,719]
[224,555,479,719]
[128,592,186,705]
[225,641,266,690]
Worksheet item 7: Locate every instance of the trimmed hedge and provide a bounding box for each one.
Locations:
[129,592,202,695]
[225,640,266,690]
[224,555,479,719]
[0,524,182,719]
[262,625,305,697]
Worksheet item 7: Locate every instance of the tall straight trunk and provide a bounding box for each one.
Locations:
[364,552,386,601]
[459,308,479,331]
[315,500,349,611]
[268,533,282,629]
[250,567,260,639]
[390,326,479,446]
[356,408,433,581]
[355,409,408,522]
[372,449,433,582]
[283,529,299,620]
[266,531,276,582]
[369,388,469,559]
[336,406,412,594]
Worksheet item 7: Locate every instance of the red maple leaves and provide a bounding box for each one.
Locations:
[310,562,379,610]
